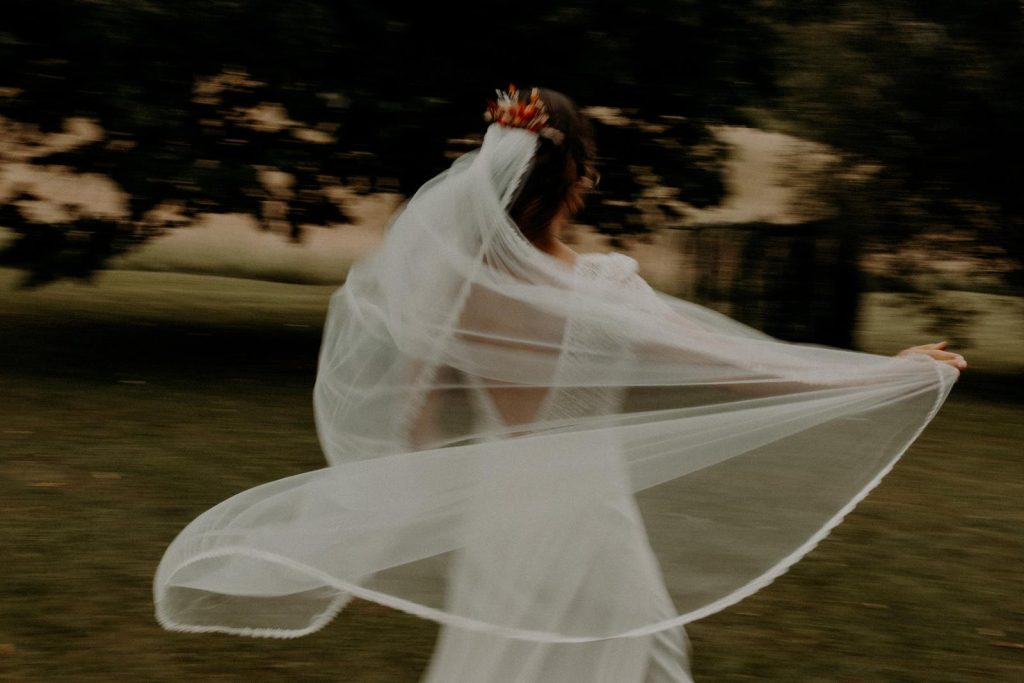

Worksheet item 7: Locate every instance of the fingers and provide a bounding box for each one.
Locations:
[897,342,966,369]
[918,348,967,369]
[935,353,967,369]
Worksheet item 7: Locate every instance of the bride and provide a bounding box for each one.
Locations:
[154,86,964,681]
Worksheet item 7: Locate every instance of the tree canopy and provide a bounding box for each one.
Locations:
[0,0,1020,306]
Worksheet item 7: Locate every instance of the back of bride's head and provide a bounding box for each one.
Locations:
[502,87,596,244]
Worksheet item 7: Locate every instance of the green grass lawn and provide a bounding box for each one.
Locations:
[1,268,1021,681]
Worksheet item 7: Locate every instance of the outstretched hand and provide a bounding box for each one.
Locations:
[898,341,967,371]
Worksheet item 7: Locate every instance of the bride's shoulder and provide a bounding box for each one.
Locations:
[575,251,640,280]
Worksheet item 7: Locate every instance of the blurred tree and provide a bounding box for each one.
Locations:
[1,0,784,284]
[767,0,1024,343]
[0,0,1019,350]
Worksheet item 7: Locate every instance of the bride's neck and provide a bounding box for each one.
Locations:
[532,213,577,266]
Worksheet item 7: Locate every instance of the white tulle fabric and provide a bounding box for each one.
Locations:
[154,126,956,681]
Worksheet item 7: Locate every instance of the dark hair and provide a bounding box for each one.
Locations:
[506,88,596,243]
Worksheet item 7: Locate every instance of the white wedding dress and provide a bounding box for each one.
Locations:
[153,124,956,682]
[424,252,693,682]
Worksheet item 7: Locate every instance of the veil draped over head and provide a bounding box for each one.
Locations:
[154,125,956,644]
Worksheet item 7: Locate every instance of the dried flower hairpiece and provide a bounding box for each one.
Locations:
[484,84,565,145]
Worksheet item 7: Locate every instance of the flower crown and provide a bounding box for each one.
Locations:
[484,85,565,145]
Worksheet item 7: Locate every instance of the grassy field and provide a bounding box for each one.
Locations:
[1,268,1021,682]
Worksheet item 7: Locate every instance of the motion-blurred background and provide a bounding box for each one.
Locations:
[1,2,1021,681]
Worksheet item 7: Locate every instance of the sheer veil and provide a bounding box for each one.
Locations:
[154,124,957,645]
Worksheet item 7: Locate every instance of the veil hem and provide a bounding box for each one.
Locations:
[155,363,952,643]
